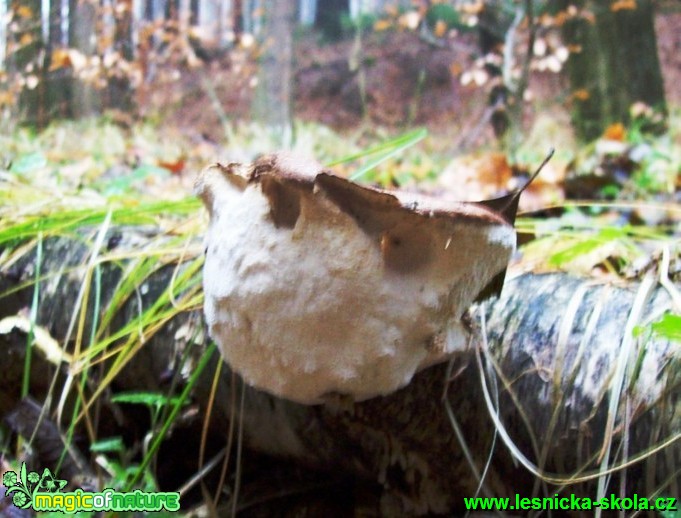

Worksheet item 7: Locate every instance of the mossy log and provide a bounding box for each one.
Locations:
[1,231,679,515]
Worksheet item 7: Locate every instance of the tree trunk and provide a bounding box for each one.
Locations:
[9,0,44,124]
[104,0,135,111]
[114,0,135,61]
[559,0,667,141]
[299,0,316,25]
[253,0,294,147]
[217,0,233,47]
[315,0,349,41]
[44,0,73,119]
[48,0,65,49]
[1,230,680,515]
[68,0,100,117]
[232,0,243,35]
[0,0,7,66]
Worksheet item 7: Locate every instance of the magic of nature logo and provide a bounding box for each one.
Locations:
[3,463,180,513]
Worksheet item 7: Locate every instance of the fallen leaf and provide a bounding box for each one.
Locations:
[16,5,33,18]
[611,0,637,12]
[572,88,590,101]
[19,33,33,46]
[0,90,14,106]
[374,19,392,32]
[157,157,186,175]
[434,20,448,38]
[603,122,626,141]
[449,62,462,76]
[49,48,72,71]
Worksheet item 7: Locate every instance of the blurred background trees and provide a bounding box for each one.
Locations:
[0,0,673,147]
[555,0,666,140]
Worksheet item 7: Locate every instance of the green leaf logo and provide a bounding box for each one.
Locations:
[2,463,67,510]
[3,465,33,510]
[11,491,29,508]
[2,471,18,488]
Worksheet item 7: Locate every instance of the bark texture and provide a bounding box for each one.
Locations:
[558,0,667,140]
[1,230,680,515]
[253,0,295,147]
[9,0,43,124]
[68,0,99,117]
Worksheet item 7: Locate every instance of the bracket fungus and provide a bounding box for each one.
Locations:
[196,152,523,404]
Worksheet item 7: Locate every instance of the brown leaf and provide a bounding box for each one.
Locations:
[18,33,33,46]
[434,20,448,38]
[611,0,637,12]
[0,91,14,107]
[603,122,626,141]
[49,48,72,71]
[572,88,590,101]
[157,157,186,175]
[374,19,391,32]
[15,5,33,19]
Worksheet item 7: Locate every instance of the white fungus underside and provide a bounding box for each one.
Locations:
[203,174,515,404]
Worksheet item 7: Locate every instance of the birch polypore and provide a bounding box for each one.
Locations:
[195,153,516,404]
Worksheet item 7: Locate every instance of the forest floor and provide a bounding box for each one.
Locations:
[2,10,681,518]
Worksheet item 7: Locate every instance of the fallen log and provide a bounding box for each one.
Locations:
[1,231,679,516]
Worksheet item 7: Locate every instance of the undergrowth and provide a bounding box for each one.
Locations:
[0,111,680,515]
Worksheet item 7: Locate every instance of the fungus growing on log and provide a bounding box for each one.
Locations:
[195,153,520,404]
